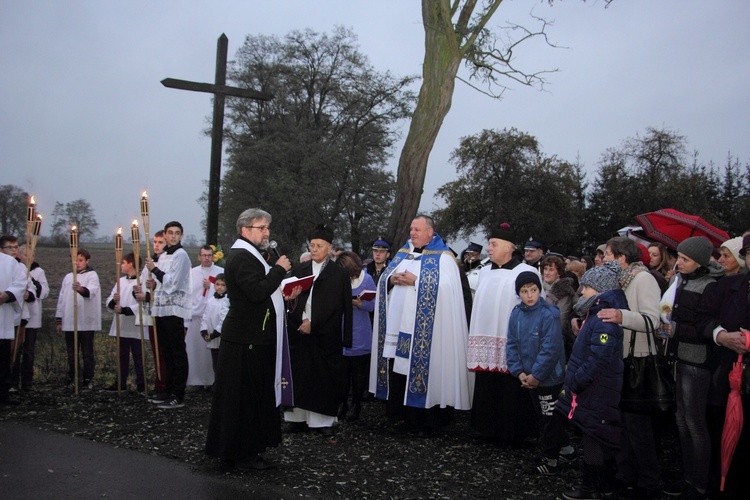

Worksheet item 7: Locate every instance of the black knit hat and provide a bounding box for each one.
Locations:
[677,236,713,268]
[515,271,541,296]
[308,224,334,244]
[738,234,750,257]
[489,222,515,243]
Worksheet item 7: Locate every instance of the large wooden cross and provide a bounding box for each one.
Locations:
[162,33,273,245]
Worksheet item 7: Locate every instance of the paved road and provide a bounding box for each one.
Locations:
[0,421,291,499]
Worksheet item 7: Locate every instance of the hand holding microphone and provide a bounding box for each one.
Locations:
[268,240,292,271]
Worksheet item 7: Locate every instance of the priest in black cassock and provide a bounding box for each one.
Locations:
[284,224,353,437]
[205,208,296,471]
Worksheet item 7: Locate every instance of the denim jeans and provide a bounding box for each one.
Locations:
[675,362,711,491]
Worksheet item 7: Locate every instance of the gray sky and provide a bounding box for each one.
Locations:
[2,1,748,244]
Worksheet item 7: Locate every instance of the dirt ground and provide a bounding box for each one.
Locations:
[3,246,680,499]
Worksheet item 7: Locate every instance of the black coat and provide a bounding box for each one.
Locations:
[703,273,750,405]
[221,239,287,346]
[287,259,353,416]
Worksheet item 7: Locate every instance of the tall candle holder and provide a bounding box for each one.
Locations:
[70,225,79,396]
[114,228,123,396]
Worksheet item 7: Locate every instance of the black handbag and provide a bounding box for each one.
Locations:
[620,314,676,414]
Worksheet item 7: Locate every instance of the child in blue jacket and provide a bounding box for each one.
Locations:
[557,260,628,500]
[507,271,569,475]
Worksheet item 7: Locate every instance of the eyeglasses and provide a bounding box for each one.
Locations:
[2,245,19,250]
[246,225,270,232]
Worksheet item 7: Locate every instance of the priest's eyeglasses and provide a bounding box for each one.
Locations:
[246,225,271,232]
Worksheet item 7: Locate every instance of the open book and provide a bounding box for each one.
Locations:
[356,290,377,301]
[281,274,314,296]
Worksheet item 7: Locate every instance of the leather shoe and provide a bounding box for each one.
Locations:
[283,421,309,433]
[345,403,361,421]
[337,403,348,420]
[235,455,276,471]
[316,426,335,437]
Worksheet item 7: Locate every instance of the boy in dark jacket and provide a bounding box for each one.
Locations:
[557,261,628,500]
[507,271,569,475]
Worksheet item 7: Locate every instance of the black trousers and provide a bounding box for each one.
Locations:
[64,330,95,382]
[155,316,188,400]
[11,327,38,389]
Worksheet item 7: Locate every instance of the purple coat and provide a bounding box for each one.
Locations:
[345,273,376,357]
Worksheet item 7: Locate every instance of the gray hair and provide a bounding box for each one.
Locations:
[236,208,272,235]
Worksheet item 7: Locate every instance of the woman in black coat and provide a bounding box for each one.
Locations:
[702,234,750,496]
[283,225,353,436]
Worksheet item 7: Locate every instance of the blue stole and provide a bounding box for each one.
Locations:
[374,234,450,408]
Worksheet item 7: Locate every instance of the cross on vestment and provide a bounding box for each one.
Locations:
[281,378,289,389]
[161,33,274,245]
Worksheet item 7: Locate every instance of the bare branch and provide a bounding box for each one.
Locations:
[458,0,504,54]
[464,14,559,91]
[455,75,508,99]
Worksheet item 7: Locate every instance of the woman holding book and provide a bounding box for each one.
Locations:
[336,251,376,421]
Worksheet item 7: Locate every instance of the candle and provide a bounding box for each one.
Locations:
[69,225,78,248]
[115,227,123,252]
[33,214,42,236]
[140,191,149,220]
[131,220,140,244]
[27,195,36,223]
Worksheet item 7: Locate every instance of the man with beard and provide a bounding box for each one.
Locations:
[206,208,296,471]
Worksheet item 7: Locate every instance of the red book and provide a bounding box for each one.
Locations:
[357,290,377,301]
[281,275,314,296]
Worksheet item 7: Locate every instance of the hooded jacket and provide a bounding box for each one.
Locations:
[557,288,628,448]
[507,297,566,387]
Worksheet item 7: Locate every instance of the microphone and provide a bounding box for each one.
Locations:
[268,240,281,259]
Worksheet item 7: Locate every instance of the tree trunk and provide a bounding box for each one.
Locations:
[386,0,462,248]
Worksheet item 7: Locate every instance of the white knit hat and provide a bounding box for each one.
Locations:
[721,236,746,269]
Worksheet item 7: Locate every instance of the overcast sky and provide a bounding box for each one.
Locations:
[2,1,748,244]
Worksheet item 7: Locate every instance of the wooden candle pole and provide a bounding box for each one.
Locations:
[140,191,161,381]
[69,225,79,396]
[131,220,149,392]
[11,196,36,368]
[114,228,123,397]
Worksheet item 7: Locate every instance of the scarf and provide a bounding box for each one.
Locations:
[573,293,599,318]
[619,261,647,290]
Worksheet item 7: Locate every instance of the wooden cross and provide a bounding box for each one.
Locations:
[161,33,273,245]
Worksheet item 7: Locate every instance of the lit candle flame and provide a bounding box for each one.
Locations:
[142,191,148,199]
[29,195,36,206]
[72,225,77,232]
[132,219,138,227]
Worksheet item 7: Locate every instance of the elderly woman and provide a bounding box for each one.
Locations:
[336,251,376,422]
[541,255,576,359]
[717,236,746,276]
[284,224,353,438]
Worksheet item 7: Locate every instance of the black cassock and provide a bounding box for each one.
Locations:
[286,259,353,417]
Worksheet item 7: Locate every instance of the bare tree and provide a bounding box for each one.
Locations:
[386,0,614,246]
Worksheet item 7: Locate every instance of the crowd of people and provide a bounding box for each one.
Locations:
[1,211,749,500]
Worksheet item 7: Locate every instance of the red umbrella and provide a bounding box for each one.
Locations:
[720,332,750,491]
[634,208,730,251]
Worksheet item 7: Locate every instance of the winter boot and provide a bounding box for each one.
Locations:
[562,464,604,500]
